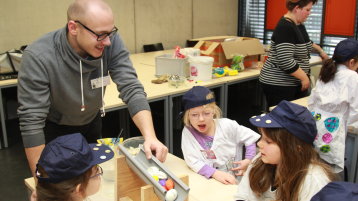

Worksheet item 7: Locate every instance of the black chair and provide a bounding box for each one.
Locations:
[186,40,198,47]
[143,43,164,52]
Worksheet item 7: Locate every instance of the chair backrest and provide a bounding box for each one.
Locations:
[186,40,198,47]
[143,43,164,52]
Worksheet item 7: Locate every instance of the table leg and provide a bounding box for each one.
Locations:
[223,84,228,118]
[348,133,358,182]
[168,96,174,154]
[0,88,7,148]
[118,110,130,138]
[218,85,226,117]
[164,96,170,150]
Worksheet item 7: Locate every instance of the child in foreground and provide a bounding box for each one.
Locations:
[33,133,114,201]
[310,181,358,201]
[181,86,260,185]
[235,100,336,201]
[308,38,358,173]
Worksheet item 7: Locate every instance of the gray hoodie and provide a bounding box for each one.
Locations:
[17,26,150,147]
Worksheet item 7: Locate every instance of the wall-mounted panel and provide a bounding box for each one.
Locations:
[323,0,356,36]
[0,0,72,52]
[0,0,237,53]
[265,0,286,30]
[193,0,238,38]
[0,0,136,53]
[134,0,192,52]
[107,0,136,53]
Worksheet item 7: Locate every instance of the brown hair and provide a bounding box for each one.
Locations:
[36,165,94,201]
[319,55,358,83]
[249,128,336,201]
[286,0,318,11]
[183,92,222,127]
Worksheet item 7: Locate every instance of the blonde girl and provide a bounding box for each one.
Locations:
[181,86,260,185]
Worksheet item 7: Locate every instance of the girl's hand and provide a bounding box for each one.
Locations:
[232,159,251,176]
[30,190,37,201]
[212,170,237,185]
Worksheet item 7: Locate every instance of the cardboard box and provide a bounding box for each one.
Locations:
[192,36,265,67]
[155,54,189,77]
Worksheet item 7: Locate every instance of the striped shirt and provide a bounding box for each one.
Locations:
[260,17,312,86]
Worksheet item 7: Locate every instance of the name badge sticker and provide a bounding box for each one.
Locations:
[91,75,111,89]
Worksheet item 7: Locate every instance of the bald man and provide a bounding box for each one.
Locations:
[17,0,167,176]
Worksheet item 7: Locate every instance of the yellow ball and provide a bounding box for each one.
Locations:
[152,175,159,181]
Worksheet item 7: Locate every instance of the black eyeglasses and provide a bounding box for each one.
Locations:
[75,21,118,41]
[90,165,103,179]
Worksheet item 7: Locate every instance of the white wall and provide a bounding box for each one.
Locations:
[0,0,238,53]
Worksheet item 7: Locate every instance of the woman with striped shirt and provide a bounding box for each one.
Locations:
[260,0,328,109]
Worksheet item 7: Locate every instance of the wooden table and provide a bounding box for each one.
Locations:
[24,153,238,201]
[102,50,263,152]
[268,96,308,111]
[0,51,322,149]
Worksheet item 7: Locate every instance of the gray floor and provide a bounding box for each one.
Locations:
[0,119,32,201]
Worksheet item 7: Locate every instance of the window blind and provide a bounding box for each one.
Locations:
[238,0,358,56]
[239,0,265,41]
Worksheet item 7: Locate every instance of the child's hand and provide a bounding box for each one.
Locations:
[30,190,37,201]
[232,159,251,176]
[212,170,237,185]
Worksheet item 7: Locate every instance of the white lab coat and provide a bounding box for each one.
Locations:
[181,118,260,174]
[308,65,358,172]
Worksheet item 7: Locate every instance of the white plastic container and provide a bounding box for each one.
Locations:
[155,54,189,77]
[179,48,201,57]
[189,56,214,81]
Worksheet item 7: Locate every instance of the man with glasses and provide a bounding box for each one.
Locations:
[17,0,168,177]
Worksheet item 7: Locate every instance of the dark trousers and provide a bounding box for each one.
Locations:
[44,113,102,144]
[261,82,309,111]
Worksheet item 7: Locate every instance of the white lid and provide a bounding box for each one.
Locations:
[188,56,214,64]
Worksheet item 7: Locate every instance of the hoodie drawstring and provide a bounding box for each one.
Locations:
[79,59,106,117]
[100,59,106,117]
[80,60,85,111]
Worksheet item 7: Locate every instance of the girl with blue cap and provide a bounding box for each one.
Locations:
[33,133,114,201]
[311,181,358,201]
[309,38,358,173]
[235,100,336,201]
[181,86,260,185]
